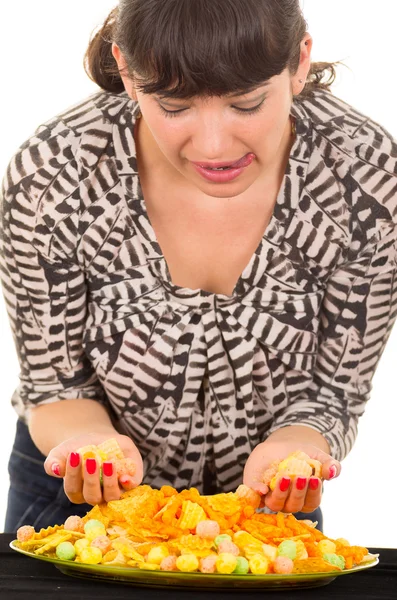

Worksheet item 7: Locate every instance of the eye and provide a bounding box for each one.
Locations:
[158,98,266,118]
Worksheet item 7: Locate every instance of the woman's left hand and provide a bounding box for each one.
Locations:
[243,440,341,514]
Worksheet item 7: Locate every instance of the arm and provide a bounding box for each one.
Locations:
[29,399,117,456]
[266,219,397,462]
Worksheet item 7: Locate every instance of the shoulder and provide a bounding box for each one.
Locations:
[295,89,397,241]
[2,90,134,195]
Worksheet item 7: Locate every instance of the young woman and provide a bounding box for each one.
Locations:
[1,0,396,533]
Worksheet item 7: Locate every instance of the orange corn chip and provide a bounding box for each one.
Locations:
[293,558,342,574]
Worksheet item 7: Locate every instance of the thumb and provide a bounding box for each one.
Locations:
[44,448,68,478]
[322,459,341,481]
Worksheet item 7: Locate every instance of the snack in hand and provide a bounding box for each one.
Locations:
[14,484,376,576]
[77,438,136,480]
[262,451,323,491]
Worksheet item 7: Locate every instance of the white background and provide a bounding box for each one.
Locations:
[0,1,396,547]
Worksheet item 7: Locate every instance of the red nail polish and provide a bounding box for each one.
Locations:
[86,458,97,475]
[69,452,80,468]
[119,475,132,487]
[296,477,307,490]
[51,463,61,477]
[309,477,319,491]
[279,477,290,492]
[329,465,337,479]
[103,462,113,477]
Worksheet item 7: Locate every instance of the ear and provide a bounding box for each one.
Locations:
[292,34,313,95]
[111,43,138,101]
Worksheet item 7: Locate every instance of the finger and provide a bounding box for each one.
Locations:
[264,477,291,512]
[283,476,309,514]
[322,460,341,481]
[102,462,121,502]
[44,450,67,479]
[251,482,269,496]
[300,477,322,513]
[119,475,137,491]
[63,452,85,504]
[82,458,103,505]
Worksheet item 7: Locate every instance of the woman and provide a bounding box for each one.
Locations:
[1,0,396,533]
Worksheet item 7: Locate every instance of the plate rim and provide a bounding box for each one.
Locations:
[9,539,379,582]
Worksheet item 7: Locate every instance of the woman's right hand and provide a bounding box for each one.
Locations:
[43,432,143,506]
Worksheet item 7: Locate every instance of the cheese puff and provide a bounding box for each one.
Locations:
[199,555,218,573]
[176,554,199,572]
[216,553,238,574]
[74,538,90,556]
[80,547,103,564]
[91,536,112,554]
[273,556,294,574]
[160,555,178,571]
[17,526,35,542]
[217,540,240,556]
[196,520,220,540]
[249,554,269,574]
[147,545,169,565]
[64,516,84,533]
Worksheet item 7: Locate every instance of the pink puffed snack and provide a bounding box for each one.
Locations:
[64,515,85,533]
[199,555,218,573]
[91,535,112,554]
[273,556,294,574]
[217,540,240,556]
[115,457,136,478]
[17,525,35,542]
[160,555,178,571]
[196,520,221,540]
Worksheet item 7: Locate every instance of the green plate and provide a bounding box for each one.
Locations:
[10,541,379,591]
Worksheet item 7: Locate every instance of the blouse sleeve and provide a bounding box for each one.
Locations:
[267,124,397,462]
[0,122,106,417]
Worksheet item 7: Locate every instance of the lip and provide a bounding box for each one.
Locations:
[192,153,255,183]
[192,153,255,169]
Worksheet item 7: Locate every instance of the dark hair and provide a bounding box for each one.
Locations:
[84,0,342,99]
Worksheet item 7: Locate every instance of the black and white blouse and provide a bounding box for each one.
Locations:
[1,88,396,493]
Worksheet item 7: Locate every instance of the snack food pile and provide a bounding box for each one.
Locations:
[15,475,372,575]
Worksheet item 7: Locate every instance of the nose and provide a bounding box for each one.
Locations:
[190,113,234,161]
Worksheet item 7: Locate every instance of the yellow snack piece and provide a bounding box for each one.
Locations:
[74,538,90,556]
[318,540,336,554]
[216,552,238,574]
[262,543,278,562]
[264,451,323,491]
[233,530,263,552]
[178,501,207,530]
[295,539,309,560]
[147,545,169,565]
[80,547,103,564]
[97,438,124,461]
[249,554,269,574]
[176,554,199,572]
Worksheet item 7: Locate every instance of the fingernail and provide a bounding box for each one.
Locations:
[329,465,337,479]
[51,463,61,477]
[309,477,319,491]
[279,477,291,492]
[69,452,80,468]
[103,462,113,477]
[86,458,97,475]
[296,477,307,490]
[119,475,133,488]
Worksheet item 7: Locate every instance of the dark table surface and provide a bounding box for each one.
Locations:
[1,534,396,600]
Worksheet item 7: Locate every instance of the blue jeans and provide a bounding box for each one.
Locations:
[4,419,323,533]
[4,419,92,533]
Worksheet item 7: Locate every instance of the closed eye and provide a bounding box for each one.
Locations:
[157,98,266,118]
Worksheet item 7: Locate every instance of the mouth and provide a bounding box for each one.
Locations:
[192,153,254,171]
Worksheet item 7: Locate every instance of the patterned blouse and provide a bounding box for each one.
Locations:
[1,88,397,494]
